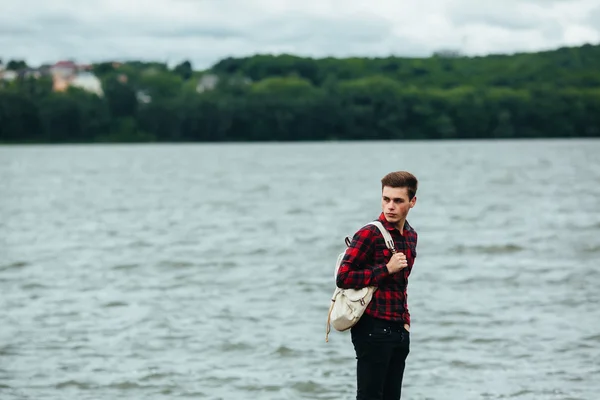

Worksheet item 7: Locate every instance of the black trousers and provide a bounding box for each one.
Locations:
[350,313,410,400]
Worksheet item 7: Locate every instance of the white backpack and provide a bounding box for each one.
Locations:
[325,221,396,342]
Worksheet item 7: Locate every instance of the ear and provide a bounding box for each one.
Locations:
[410,196,417,208]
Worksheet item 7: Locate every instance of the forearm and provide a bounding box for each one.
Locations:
[336,263,389,288]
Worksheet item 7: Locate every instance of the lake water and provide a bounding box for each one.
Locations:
[1,139,599,400]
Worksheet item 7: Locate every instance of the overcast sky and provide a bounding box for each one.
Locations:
[1,0,599,69]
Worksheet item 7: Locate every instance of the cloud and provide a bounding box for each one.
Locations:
[0,0,598,69]
[257,13,393,44]
[588,5,600,32]
[0,24,35,36]
[444,2,557,31]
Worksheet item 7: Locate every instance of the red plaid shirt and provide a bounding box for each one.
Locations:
[336,212,418,325]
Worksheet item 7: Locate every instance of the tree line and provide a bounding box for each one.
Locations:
[1,43,599,143]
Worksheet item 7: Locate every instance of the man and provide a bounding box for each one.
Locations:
[336,171,418,400]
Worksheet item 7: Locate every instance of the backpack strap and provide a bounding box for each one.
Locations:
[344,221,396,252]
[367,221,397,254]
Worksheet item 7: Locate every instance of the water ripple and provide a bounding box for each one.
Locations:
[1,140,599,400]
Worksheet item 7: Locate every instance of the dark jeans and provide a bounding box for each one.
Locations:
[350,313,410,400]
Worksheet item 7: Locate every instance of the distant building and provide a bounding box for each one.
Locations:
[71,72,103,96]
[38,64,53,77]
[18,68,42,79]
[196,74,219,93]
[48,60,103,96]
[51,60,78,79]
[51,60,78,92]
[1,70,17,82]
[136,90,152,104]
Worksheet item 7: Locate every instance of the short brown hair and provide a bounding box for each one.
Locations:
[381,171,418,200]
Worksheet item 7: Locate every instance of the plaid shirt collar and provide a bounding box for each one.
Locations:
[377,212,415,234]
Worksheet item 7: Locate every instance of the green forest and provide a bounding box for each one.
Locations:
[1,43,599,143]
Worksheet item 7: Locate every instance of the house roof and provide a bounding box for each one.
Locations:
[54,61,77,68]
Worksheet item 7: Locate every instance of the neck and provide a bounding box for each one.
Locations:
[394,218,406,234]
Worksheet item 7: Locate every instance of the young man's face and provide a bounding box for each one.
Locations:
[381,186,416,225]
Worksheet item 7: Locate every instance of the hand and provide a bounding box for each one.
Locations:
[386,252,407,274]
